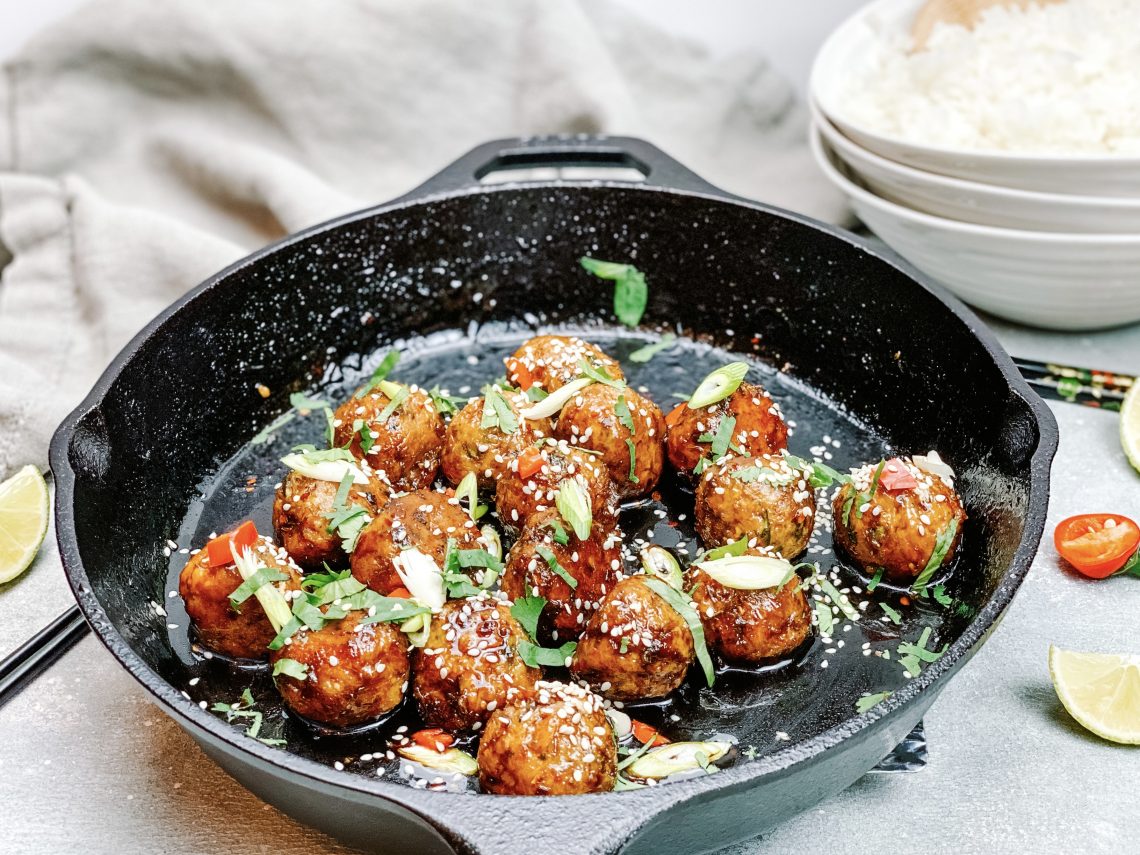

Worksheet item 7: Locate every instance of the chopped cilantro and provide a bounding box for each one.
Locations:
[579,256,648,328]
[615,394,636,432]
[516,639,577,668]
[855,691,892,713]
[510,596,547,640]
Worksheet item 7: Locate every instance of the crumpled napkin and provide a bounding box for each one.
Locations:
[0,0,844,477]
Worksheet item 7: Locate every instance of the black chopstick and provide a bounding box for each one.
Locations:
[0,604,88,710]
[1013,357,1134,410]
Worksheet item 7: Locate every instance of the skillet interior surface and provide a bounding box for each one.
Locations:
[53,158,1053,850]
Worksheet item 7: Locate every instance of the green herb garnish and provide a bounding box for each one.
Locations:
[704,415,737,460]
[625,439,639,483]
[867,567,884,592]
[228,567,288,611]
[356,350,400,398]
[556,479,592,541]
[510,596,547,640]
[615,394,636,433]
[643,577,715,687]
[377,386,409,422]
[579,256,648,328]
[701,536,749,561]
[628,334,676,364]
[814,600,834,636]
[428,385,465,416]
[271,658,309,680]
[880,602,902,625]
[525,386,549,402]
[911,518,959,594]
[516,639,577,668]
[855,691,892,713]
[931,584,953,607]
[897,626,947,678]
[537,545,578,589]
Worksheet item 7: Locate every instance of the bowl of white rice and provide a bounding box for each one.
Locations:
[810,0,1140,195]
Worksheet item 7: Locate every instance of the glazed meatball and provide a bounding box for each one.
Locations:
[694,453,816,558]
[832,457,966,581]
[495,439,618,531]
[505,335,624,393]
[440,389,551,489]
[333,383,444,491]
[687,549,811,665]
[351,488,486,595]
[477,680,616,795]
[554,383,666,499]
[179,536,303,660]
[570,575,694,701]
[270,611,410,729]
[665,382,788,479]
[272,470,389,570]
[501,509,623,643]
[413,596,541,732]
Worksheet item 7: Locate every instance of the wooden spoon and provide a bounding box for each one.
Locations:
[911,0,1066,50]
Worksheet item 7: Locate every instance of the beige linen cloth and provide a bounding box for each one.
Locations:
[0,0,843,478]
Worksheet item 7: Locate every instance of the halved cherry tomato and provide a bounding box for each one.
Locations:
[388,587,412,599]
[878,458,918,492]
[506,358,534,392]
[630,719,669,747]
[665,403,687,429]
[206,520,259,567]
[411,728,455,752]
[1054,514,1140,579]
[517,446,545,479]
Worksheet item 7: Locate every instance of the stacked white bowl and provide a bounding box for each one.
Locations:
[809,0,1140,331]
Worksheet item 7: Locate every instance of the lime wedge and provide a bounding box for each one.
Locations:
[1121,381,1140,475]
[0,465,50,585]
[1049,645,1140,745]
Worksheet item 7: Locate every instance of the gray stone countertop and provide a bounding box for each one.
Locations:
[1,315,1138,855]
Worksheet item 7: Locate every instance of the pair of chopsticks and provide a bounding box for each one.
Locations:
[0,356,1133,708]
[0,605,88,710]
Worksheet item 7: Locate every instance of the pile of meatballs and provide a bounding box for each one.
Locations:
[179,334,966,795]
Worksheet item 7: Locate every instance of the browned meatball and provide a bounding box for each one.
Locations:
[832,457,966,581]
[694,454,816,558]
[570,575,694,701]
[332,383,444,491]
[687,549,811,665]
[554,384,666,499]
[440,389,551,489]
[501,509,623,643]
[665,382,788,479]
[270,611,410,728]
[477,680,616,795]
[505,335,624,394]
[179,536,303,660]
[272,470,389,570]
[351,489,485,594]
[413,596,541,732]
[495,439,617,531]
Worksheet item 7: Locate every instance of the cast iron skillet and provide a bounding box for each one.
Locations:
[51,136,1057,855]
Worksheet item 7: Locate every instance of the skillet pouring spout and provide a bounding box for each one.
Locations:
[51,135,1056,854]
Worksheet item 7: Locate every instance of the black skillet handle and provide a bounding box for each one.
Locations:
[400,134,733,201]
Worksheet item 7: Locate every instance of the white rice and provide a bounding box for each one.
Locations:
[838,0,1140,154]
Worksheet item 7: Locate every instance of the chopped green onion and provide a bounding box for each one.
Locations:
[688,362,749,409]
[880,602,902,625]
[455,472,481,523]
[625,741,731,780]
[281,449,367,485]
[640,545,683,590]
[625,439,639,482]
[545,517,570,546]
[397,744,479,776]
[518,377,594,420]
[643,577,714,687]
[867,567,884,592]
[356,350,400,398]
[229,544,293,634]
[556,478,593,541]
[376,385,409,422]
[391,547,446,610]
[694,554,795,590]
[817,576,860,622]
[814,600,834,636]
